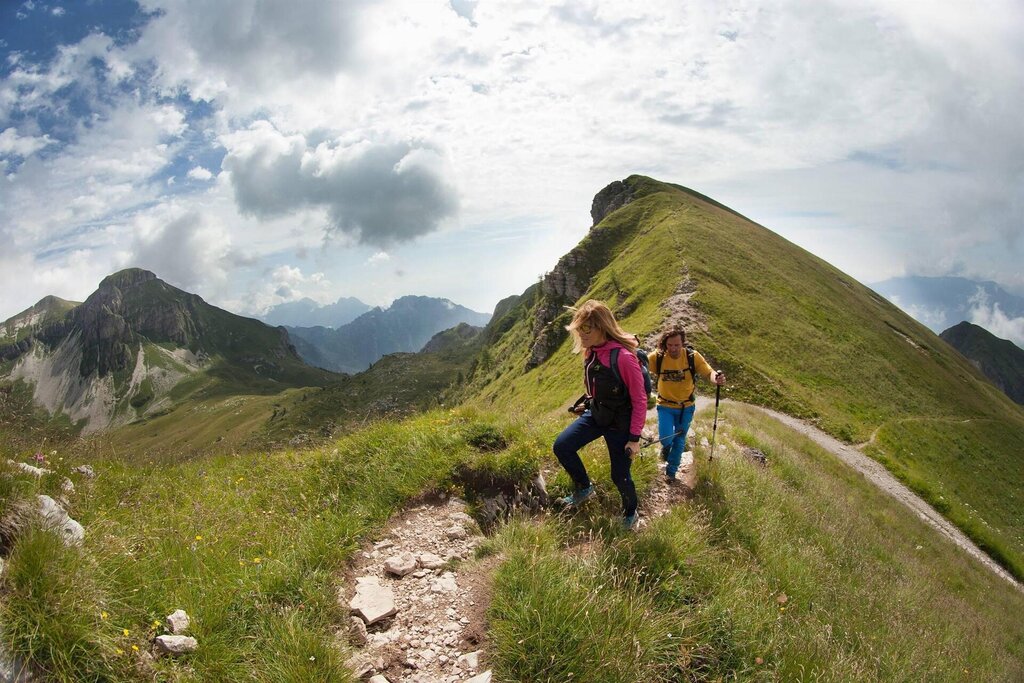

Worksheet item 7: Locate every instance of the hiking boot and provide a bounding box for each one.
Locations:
[558,485,595,508]
[665,473,677,484]
[622,512,639,531]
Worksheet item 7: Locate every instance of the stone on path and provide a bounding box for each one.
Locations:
[154,635,198,656]
[466,670,492,683]
[165,609,190,634]
[416,551,445,569]
[349,616,368,646]
[384,551,418,577]
[457,650,481,670]
[349,576,397,625]
[445,524,467,540]
[36,495,84,546]
[369,676,390,683]
[430,571,458,593]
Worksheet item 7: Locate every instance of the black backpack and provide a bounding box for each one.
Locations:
[608,347,653,397]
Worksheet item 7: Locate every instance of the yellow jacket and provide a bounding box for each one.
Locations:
[647,348,715,408]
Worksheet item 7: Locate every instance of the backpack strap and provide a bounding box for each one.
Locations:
[686,346,696,404]
[608,347,622,387]
[655,350,664,378]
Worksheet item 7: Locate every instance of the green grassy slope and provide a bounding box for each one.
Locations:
[467,175,1024,578]
[484,405,1024,682]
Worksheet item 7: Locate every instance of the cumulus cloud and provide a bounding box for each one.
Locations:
[367,251,390,264]
[221,121,459,248]
[123,210,233,293]
[187,166,213,181]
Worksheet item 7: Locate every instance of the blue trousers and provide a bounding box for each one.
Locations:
[657,404,695,478]
[552,411,637,516]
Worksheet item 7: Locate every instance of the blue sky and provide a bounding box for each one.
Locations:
[2,0,1023,343]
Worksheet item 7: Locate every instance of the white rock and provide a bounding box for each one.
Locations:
[450,511,474,524]
[374,539,394,550]
[348,577,398,625]
[384,551,418,577]
[154,635,198,656]
[443,622,461,632]
[7,460,51,477]
[445,525,467,540]
[369,676,390,683]
[417,552,445,569]
[73,464,96,478]
[36,495,84,546]
[61,478,75,495]
[165,609,190,634]
[465,671,492,683]
[458,650,481,670]
[430,572,458,593]
[420,649,436,662]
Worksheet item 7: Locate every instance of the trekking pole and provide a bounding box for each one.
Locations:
[639,428,687,450]
[708,383,721,463]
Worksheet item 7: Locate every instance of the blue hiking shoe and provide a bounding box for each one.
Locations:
[558,485,595,508]
[623,512,639,531]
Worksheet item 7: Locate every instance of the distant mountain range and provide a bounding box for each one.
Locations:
[259,296,372,328]
[871,276,1024,338]
[941,321,1024,405]
[0,269,333,432]
[286,296,491,373]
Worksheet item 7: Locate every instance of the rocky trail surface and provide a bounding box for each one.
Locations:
[341,496,495,683]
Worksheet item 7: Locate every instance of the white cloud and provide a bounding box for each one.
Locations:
[187,166,213,181]
[220,121,459,248]
[0,127,53,157]
[888,295,949,332]
[52,6,66,17]
[970,303,1024,348]
[121,209,233,293]
[367,251,390,264]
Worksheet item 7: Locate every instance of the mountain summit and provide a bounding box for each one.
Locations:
[0,268,331,432]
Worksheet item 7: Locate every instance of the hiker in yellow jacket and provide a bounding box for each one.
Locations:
[649,327,725,481]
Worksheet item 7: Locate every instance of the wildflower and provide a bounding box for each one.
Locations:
[116,648,125,656]
[101,611,108,620]
[123,628,130,636]
[253,557,262,564]
[195,535,203,541]
[152,620,160,628]
[33,451,45,464]
[131,645,139,652]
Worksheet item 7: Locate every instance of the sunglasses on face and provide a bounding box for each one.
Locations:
[578,322,594,334]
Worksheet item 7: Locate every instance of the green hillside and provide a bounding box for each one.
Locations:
[466,175,1024,578]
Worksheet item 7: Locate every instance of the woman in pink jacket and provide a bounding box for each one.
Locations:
[553,300,648,530]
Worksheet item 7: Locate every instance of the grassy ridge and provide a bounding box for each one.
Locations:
[484,405,1024,682]
[468,175,1024,578]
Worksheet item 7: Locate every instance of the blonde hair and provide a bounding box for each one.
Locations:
[565,299,638,354]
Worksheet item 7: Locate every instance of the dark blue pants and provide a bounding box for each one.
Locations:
[553,411,637,516]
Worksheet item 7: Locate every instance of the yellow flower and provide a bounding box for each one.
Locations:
[253,557,262,564]
[123,628,130,636]
[152,620,160,628]
[101,611,108,620]
[195,535,203,541]
[131,645,139,652]
[116,648,124,655]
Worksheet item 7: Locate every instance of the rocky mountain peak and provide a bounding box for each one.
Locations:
[590,179,635,227]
